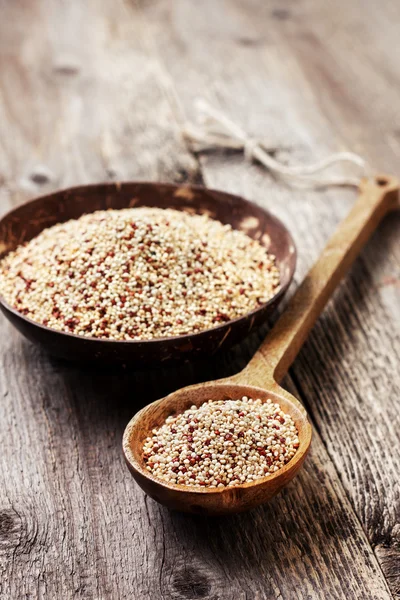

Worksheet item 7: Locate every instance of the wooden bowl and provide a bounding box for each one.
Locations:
[123,382,311,515]
[0,182,296,364]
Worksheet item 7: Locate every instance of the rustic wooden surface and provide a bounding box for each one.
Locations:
[0,0,399,598]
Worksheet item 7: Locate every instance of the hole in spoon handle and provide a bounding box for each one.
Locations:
[243,174,400,388]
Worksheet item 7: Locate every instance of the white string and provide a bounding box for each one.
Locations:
[182,99,370,189]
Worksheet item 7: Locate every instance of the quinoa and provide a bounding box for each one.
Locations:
[0,207,280,340]
[143,397,299,488]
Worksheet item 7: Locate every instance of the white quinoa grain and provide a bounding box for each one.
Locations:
[143,397,299,488]
[0,207,280,340]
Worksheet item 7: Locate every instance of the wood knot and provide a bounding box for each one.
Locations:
[0,509,24,552]
[29,165,54,186]
[172,568,211,599]
[236,36,261,47]
[106,168,118,180]
[271,8,291,20]
[0,510,15,537]
[52,63,80,76]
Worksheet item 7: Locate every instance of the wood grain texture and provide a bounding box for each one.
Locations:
[142,0,400,595]
[0,0,399,598]
[0,327,392,600]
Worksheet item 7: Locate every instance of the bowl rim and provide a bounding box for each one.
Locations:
[0,181,297,346]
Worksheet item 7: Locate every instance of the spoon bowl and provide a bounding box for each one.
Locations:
[123,381,311,515]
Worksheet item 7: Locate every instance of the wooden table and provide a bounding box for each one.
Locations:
[0,1,399,598]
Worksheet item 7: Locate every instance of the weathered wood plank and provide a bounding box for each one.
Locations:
[0,0,398,599]
[0,319,393,599]
[143,0,400,595]
[0,0,199,202]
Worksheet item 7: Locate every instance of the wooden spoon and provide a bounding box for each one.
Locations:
[123,176,399,515]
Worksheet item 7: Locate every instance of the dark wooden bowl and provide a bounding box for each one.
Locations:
[0,182,296,364]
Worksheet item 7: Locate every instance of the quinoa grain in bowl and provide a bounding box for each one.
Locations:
[0,207,280,341]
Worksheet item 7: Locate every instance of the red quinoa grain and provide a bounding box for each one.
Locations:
[0,207,280,340]
[143,397,299,488]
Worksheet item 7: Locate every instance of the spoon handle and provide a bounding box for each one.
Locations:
[241,175,399,387]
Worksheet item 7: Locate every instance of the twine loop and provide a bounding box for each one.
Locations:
[182,99,370,189]
[243,138,260,162]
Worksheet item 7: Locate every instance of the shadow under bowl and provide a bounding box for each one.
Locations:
[0,182,296,364]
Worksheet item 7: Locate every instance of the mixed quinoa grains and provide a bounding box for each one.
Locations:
[0,207,280,340]
[143,398,299,488]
